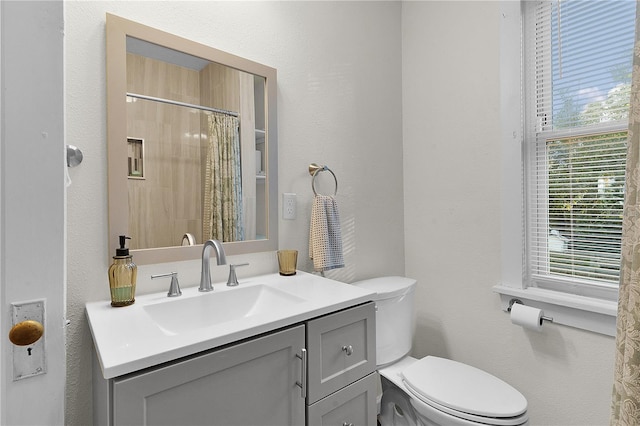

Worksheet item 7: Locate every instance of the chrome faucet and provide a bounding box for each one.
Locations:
[199,239,227,292]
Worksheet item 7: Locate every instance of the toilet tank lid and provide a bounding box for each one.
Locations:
[351,276,416,299]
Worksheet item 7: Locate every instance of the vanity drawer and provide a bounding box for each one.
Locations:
[306,302,376,404]
[307,372,378,426]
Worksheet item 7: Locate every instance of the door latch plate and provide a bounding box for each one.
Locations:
[11,300,46,381]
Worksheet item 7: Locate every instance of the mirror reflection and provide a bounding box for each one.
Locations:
[125,38,266,249]
[107,14,278,264]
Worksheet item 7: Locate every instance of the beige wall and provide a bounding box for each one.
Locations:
[126,55,258,248]
[65,2,404,424]
[402,2,615,425]
[127,54,203,248]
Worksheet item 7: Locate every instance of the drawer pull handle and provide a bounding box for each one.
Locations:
[342,422,354,426]
[295,348,307,399]
[342,345,353,356]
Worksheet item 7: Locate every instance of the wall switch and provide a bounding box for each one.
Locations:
[11,300,46,381]
[283,193,297,220]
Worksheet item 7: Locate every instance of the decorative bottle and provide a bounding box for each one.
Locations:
[108,235,137,307]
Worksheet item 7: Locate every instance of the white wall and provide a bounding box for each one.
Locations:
[64,2,404,424]
[64,1,618,425]
[1,1,66,424]
[402,2,615,425]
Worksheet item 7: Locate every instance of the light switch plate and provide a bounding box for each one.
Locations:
[11,300,46,381]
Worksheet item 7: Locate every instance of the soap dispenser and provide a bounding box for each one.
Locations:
[108,235,137,307]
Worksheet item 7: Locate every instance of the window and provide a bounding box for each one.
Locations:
[524,0,636,300]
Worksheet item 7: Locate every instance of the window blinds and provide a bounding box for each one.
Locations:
[525,0,636,288]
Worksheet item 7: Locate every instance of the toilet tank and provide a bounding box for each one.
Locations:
[352,277,417,366]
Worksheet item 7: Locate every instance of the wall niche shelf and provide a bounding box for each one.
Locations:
[127,137,144,179]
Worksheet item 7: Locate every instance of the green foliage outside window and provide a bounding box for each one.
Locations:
[546,80,630,283]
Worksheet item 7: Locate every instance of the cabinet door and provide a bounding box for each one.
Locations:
[307,373,378,426]
[112,325,305,426]
[307,302,376,403]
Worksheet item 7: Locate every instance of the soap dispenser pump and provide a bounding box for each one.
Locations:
[108,235,137,307]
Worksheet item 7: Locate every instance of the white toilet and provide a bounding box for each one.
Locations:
[353,277,529,426]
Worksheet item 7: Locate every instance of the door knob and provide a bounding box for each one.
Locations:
[9,320,44,346]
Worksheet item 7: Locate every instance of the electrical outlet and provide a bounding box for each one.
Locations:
[283,193,297,220]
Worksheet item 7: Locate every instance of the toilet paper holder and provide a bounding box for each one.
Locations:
[508,299,554,324]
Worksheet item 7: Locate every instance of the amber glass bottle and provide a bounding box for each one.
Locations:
[108,236,137,307]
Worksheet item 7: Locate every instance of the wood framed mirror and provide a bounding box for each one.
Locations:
[106,14,278,264]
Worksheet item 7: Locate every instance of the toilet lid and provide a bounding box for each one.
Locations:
[401,356,527,420]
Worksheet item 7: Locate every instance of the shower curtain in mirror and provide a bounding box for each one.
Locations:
[203,112,244,242]
[612,7,640,425]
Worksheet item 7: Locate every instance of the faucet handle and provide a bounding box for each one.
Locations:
[151,272,182,297]
[227,263,249,287]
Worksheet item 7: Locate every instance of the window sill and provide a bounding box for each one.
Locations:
[493,284,618,336]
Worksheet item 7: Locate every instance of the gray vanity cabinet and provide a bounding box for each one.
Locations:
[94,302,378,426]
[111,325,305,426]
[306,302,377,426]
[307,373,378,425]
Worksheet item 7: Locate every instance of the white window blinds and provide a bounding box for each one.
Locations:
[524,0,636,291]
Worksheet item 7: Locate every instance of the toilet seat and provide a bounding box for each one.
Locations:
[401,356,528,426]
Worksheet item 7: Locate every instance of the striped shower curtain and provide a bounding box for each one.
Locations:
[203,112,244,242]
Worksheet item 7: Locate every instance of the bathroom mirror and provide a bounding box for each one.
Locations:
[107,14,278,264]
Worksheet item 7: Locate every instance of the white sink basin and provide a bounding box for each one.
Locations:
[86,271,375,379]
[144,285,305,334]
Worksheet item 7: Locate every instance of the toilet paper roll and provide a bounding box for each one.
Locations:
[510,303,544,331]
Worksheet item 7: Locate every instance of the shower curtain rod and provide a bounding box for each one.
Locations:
[127,92,239,117]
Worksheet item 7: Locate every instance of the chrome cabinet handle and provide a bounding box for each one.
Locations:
[342,345,353,356]
[295,348,307,398]
[342,422,354,426]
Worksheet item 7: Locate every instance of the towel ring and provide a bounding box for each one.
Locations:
[309,163,338,196]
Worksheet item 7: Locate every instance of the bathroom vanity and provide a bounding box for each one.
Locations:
[97,15,378,424]
[87,272,377,425]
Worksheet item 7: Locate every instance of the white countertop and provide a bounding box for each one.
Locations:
[86,271,375,379]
